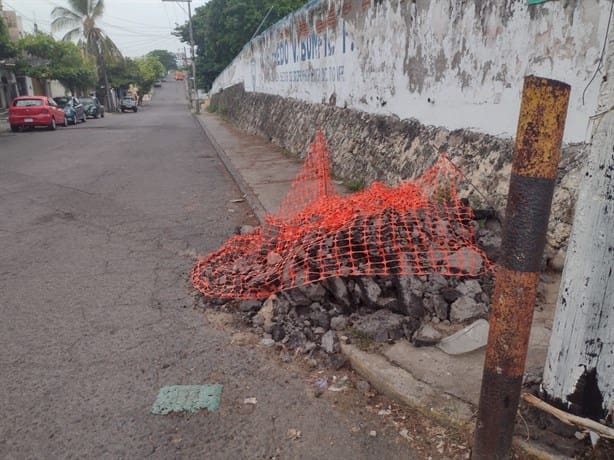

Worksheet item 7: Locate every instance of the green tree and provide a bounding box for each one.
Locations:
[174,0,306,91]
[106,55,164,96]
[134,55,165,94]
[106,57,139,89]
[15,33,97,94]
[146,49,177,72]
[51,0,123,109]
[0,15,16,58]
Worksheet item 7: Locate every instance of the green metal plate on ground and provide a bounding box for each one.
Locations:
[152,384,223,414]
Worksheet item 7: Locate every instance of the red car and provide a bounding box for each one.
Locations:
[8,96,67,132]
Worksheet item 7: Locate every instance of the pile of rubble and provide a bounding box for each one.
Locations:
[194,135,502,356]
[224,219,499,357]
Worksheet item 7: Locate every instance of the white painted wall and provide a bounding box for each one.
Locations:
[48,80,68,98]
[212,0,612,143]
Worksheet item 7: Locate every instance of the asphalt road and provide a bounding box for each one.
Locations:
[0,82,416,459]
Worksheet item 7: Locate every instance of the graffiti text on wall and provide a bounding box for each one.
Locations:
[276,65,345,82]
[271,20,354,66]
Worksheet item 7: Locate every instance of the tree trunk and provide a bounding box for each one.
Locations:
[542,21,614,419]
[98,53,113,112]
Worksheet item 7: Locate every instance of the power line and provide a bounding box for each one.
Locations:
[99,21,172,37]
[3,0,36,23]
[162,2,176,30]
[100,14,174,30]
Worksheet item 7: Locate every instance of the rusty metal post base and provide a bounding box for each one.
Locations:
[472,76,570,460]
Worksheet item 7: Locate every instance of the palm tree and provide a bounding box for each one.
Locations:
[51,0,122,110]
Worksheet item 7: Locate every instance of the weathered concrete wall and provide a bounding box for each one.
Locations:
[209,0,609,261]
[212,0,611,143]
[211,84,585,265]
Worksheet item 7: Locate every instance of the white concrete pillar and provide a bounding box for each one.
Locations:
[542,20,614,418]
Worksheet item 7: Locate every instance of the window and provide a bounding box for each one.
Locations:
[14,99,43,107]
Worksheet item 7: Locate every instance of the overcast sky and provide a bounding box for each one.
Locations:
[2,0,208,57]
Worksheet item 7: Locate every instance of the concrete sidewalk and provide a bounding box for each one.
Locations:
[195,111,301,223]
[194,111,564,459]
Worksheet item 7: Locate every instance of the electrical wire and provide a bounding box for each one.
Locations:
[99,21,172,37]
[3,0,36,23]
[162,3,176,30]
[582,0,614,105]
[100,15,174,30]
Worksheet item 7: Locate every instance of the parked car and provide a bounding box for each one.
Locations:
[80,96,105,118]
[8,96,67,131]
[53,96,86,125]
[153,80,162,88]
[175,70,184,81]
[120,96,138,112]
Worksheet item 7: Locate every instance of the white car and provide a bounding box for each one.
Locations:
[120,97,138,113]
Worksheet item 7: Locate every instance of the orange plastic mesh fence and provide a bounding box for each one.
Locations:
[192,130,493,300]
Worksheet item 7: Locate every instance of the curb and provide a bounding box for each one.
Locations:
[193,113,267,224]
[340,342,475,431]
[340,342,568,459]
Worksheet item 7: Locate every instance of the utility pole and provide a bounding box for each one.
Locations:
[472,75,570,460]
[162,0,199,113]
[186,0,199,113]
[542,18,614,421]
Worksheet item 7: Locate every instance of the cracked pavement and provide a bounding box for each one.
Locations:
[0,82,417,459]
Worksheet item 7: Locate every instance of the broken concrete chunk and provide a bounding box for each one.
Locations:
[280,287,312,307]
[437,319,489,355]
[298,282,328,303]
[440,287,460,304]
[413,324,443,347]
[447,247,484,274]
[330,315,348,331]
[266,251,283,266]
[321,330,336,353]
[450,295,487,323]
[323,277,351,308]
[423,294,449,320]
[357,276,382,306]
[353,309,409,343]
[309,307,330,329]
[239,225,255,235]
[239,299,262,312]
[456,279,483,298]
[259,294,275,329]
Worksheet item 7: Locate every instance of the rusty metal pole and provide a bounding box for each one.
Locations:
[472,76,570,460]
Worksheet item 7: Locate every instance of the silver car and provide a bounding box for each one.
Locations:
[120,96,138,113]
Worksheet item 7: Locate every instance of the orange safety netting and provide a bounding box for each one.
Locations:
[192,130,492,300]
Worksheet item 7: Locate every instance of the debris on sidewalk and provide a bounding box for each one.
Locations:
[286,428,302,440]
[192,132,496,358]
[437,319,489,355]
[243,397,258,405]
[328,375,349,392]
[313,376,329,394]
[151,384,223,414]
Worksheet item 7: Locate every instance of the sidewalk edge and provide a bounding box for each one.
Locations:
[193,113,267,224]
[340,342,474,431]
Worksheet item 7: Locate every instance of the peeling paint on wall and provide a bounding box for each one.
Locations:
[212,0,611,143]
